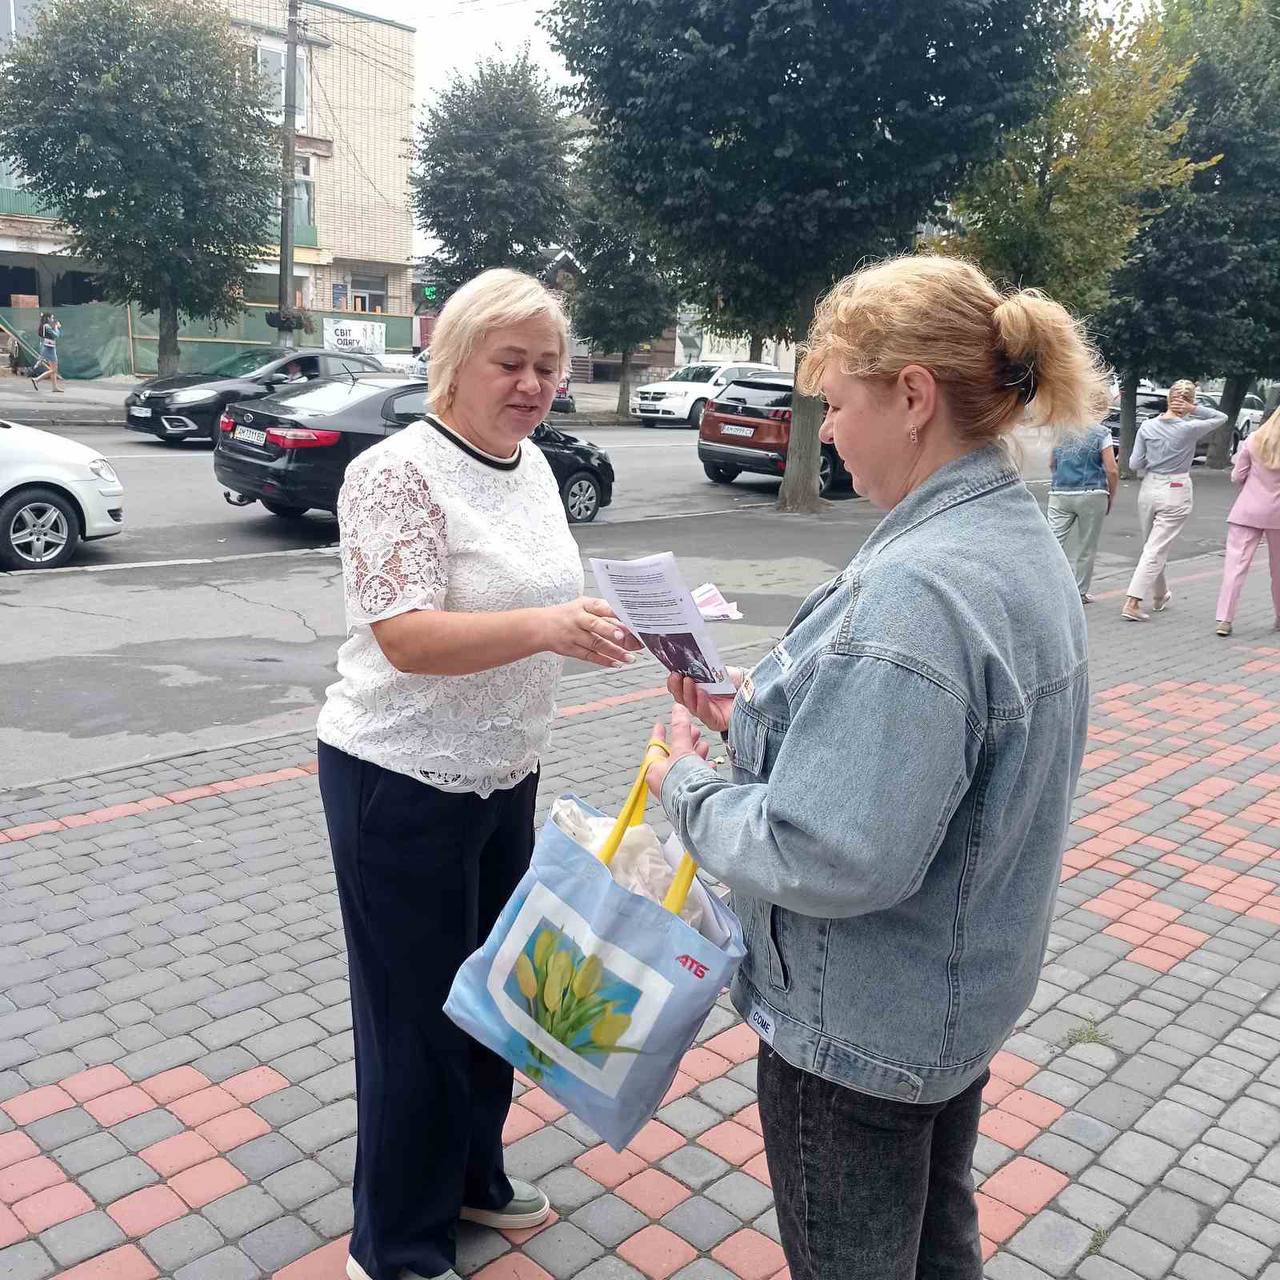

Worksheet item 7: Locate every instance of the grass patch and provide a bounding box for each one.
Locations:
[1062,1020,1112,1048]
[1087,1227,1110,1256]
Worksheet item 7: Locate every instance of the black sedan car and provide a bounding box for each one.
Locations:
[214,374,615,523]
[126,347,385,444]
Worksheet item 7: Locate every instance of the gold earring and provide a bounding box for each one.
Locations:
[909,424,919,446]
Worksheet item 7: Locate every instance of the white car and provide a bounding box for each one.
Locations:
[0,420,124,570]
[631,361,779,429]
[377,350,429,378]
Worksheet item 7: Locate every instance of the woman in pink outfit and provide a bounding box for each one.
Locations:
[1215,409,1280,636]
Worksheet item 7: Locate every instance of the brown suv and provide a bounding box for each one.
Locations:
[697,374,850,495]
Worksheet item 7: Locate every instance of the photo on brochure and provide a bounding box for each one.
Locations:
[588,552,736,695]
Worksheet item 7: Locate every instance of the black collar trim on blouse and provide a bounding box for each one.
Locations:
[425,415,522,472]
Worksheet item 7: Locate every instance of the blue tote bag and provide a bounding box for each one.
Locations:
[445,740,746,1151]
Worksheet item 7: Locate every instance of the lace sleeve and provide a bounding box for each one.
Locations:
[337,453,448,625]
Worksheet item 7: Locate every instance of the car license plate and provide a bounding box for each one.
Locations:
[130,406,152,419]
[233,426,267,445]
[721,425,755,438]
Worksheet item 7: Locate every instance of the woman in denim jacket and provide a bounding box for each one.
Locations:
[647,257,1108,1280]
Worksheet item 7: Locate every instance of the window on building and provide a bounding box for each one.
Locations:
[256,39,307,130]
[0,0,38,42]
[0,158,22,190]
[292,155,315,230]
[352,275,388,314]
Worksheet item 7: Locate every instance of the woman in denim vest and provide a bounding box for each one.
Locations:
[1048,422,1118,602]
[647,257,1108,1280]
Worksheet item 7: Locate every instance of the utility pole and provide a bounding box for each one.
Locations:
[277,0,300,349]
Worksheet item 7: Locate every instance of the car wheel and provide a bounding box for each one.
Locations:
[818,450,836,497]
[688,399,707,429]
[160,436,186,447]
[639,416,658,428]
[561,471,601,523]
[0,486,81,570]
[703,462,740,484]
[262,500,310,518]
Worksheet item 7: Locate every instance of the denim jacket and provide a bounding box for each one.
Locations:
[661,446,1089,1104]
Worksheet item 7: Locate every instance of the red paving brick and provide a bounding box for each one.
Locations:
[139,1131,218,1177]
[138,1066,211,1106]
[501,1104,545,1145]
[106,1184,187,1236]
[712,1229,788,1280]
[977,1109,1040,1150]
[703,1023,760,1064]
[61,1065,130,1104]
[500,1208,560,1245]
[678,1047,733,1083]
[698,1120,766,1164]
[472,1258,554,1279]
[0,1203,23,1248]
[980,1157,1069,1215]
[975,1191,1027,1243]
[988,1052,1037,1087]
[616,1168,692,1217]
[520,1089,568,1122]
[271,1234,353,1280]
[660,1072,698,1106]
[195,1107,271,1153]
[11,1180,93,1232]
[0,1155,65,1204]
[0,1132,38,1171]
[221,1066,289,1106]
[617,1224,699,1280]
[742,1152,772,1188]
[626,1121,686,1163]
[83,1086,156,1127]
[574,1145,646,1189]
[167,1156,247,1208]
[1,1085,74,1126]
[55,1244,160,1279]
[167,1085,238,1127]
[999,1089,1065,1128]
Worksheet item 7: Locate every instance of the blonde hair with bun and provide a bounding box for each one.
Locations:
[797,256,1110,441]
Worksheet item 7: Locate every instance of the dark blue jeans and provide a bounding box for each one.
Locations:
[757,1044,986,1280]
[318,741,537,1280]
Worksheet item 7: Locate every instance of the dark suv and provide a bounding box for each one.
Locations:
[697,374,851,496]
[125,347,384,444]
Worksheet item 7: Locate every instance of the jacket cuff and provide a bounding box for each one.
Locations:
[660,754,717,827]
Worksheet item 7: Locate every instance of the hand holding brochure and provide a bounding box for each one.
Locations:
[589,553,736,695]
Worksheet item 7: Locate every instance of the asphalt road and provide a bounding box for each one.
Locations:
[0,419,1246,791]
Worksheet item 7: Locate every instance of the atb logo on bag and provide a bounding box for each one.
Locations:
[675,954,708,979]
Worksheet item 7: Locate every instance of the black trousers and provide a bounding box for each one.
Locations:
[318,741,537,1280]
[757,1044,986,1280]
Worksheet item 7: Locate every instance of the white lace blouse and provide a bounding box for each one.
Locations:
[316,417,585,796]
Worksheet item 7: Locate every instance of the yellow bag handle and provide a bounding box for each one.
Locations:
[597,738,700,918]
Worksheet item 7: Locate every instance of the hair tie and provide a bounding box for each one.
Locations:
[999,355,1037,405]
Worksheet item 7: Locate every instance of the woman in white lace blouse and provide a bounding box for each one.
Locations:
[317,270,638,1280]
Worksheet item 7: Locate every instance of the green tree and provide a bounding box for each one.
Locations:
[566,161,678,415]
[412,50,573,294]
[936,12,1206,318]
[1098,0,1280,470]
[0,0,278,374]
[547,0,1069,510]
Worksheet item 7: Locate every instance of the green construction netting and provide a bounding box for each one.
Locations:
[0,302,414,379]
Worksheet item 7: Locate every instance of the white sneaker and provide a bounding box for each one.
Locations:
[459,1178,551,1230]
[347,1257,459,1280]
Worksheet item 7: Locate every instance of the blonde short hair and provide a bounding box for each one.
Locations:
[798,256,1111,441]
[428,268,571,414]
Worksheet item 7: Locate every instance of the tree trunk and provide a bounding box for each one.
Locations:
[1205,374,1251,468]
[749,333,765,362]
[777,287,826,513]
[615,348,634,417]
[157,291,180,376]
[1119,372,1139,480]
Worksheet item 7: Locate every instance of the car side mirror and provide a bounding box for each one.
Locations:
[265,372,289,385]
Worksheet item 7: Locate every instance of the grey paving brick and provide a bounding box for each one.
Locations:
[572,1260,646,1280]
[984,1255,1055,1280]
[1051,1111,1120,1153]
[78,1153,158,1201]
[299,1185,355,1237]
[1203,1125,1266,1164]
[1216,1202,1280,1249]
[52,1129,127,1176]
[173,1244,259,1280]
[1135,1099,1215,1148]
[571,1193,648,1247]
[695,1078,755,1116]
[26,1106,96,1150]
[1112,1055,1183,1098]
[1190,1222,1272,1276]
[229,1131,307,1180]
[1055,1184,1125,1231]
[253,1085,321,1126]
[1219,1096,1280,1146]
[455,1223,510,1275]
[672,1264,736,1280]
[660,1144,732,1191]
[140,1213,225,1272]
[658,1097,722,1139]
[522,1222,606,1278]
[1163,1168,1233,1209]
[1079,1082,1152,1130]
[1076,1258,1144,1280]
[317,1134,356,1181]
[1080,1166,1146,1207]
[705,1171,773,1220]
[1182,1058,1254,1102]
[555,1113,602,1147]
[0,1241,55,1280]
[974,1133,1016,1176]
[38,1209,126,1267]
[1006,1208,1094,1276]
[504,1127,586,1181]
[260,1159,338,1212]
[111,1107,184,1152]
[1127,1188,1208,1251]
[1099,1226,1176,1280]
[1100,1133,1178,1183]
[1025,1133,1092,1177]
[661,1196,740,1250]
[1236,1176,1280,1223]
[540,1166,608,1213]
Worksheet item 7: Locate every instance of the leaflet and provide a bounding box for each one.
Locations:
[589,552,736,695]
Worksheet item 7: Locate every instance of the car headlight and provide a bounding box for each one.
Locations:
[168,388,218,406]
[88,458,118,483]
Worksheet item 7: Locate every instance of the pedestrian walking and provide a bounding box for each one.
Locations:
[314,268,639,1280]
[646,256,1107,1280]
[30,311,63,392]
[1047,420,1118,601]
[1214,408,1280,636]
[1121,380,1227,621]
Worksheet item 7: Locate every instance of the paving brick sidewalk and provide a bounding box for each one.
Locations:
[6,554,1280,1279]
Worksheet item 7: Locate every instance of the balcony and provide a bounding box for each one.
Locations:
[294,215,318,249]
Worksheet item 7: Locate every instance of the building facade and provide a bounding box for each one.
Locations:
[0,0,415,317]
